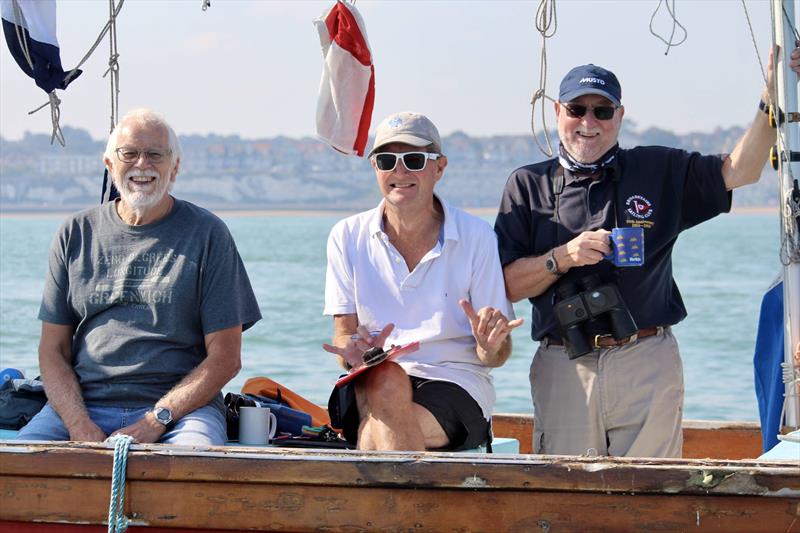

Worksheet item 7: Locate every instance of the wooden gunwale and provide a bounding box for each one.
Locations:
[1,417,797,532]
[1,442,799,532]
[492,414,765,458]
[1,441,798,496]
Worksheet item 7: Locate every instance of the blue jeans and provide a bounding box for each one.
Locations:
[16,403,227,446]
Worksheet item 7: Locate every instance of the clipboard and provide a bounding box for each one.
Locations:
[334,341,420,388]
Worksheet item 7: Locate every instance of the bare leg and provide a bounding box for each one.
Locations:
[353,362,448,451]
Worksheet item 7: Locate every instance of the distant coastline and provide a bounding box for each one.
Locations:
[0,205,779,219]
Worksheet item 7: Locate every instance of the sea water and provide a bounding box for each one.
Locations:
[0,211,780,421]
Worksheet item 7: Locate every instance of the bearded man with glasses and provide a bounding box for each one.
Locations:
[323,112,522,451]
[494,60,783,458]
[17,108,261,445]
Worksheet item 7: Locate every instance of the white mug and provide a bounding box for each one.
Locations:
[239,406,277,445]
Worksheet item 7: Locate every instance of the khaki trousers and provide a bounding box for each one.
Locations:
[530,329,683,457]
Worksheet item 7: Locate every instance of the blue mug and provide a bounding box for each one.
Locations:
[605,227,644,267]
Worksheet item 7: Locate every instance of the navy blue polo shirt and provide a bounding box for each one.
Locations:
[494,145,731,341]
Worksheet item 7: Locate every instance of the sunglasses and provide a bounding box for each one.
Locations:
[563,103,618,121]
[372,151,441,172]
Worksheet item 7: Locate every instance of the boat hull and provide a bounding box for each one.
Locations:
[1,417,797,532]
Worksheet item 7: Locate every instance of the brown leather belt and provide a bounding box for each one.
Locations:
[544,326,666,349]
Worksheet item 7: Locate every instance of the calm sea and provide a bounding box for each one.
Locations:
[0,210,781,422]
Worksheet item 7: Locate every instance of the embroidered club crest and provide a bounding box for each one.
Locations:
[625,195,653,219]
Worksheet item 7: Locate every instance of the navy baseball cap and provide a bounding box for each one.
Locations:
[559,64,622,106]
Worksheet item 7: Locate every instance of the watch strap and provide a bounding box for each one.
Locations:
[547,248,565,275]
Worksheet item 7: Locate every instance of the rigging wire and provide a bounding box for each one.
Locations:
[742,0,768,87]
[530,0,557,158]
[648,0,688,56]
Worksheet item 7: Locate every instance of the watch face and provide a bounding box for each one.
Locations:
[155,408,172,425]
[545,257,557,273]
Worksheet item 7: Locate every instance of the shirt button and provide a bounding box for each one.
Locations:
[395,258,401,263]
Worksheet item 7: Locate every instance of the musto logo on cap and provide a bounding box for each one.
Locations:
[388,117,403,128]
[625,195,653,219]
[580,77,606,86]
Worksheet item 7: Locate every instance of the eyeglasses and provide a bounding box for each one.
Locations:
[115,147,171,163]
[372,151,441,172]
[563,103,619,121]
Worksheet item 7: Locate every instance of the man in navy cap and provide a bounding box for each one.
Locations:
[494,62,779,457]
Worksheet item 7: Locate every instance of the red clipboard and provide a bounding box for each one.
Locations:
[334,341,420,388]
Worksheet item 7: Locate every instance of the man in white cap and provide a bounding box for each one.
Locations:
[323,111,522,451]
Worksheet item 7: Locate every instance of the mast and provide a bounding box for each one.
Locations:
[772,0,800,429]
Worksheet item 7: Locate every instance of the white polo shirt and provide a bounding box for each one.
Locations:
[324,196,514,419]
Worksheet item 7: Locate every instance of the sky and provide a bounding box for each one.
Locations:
[0,0,778,143]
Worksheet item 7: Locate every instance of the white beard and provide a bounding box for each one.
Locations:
[114,168,173,211]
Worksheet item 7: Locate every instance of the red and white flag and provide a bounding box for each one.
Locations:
[314,0,375,157]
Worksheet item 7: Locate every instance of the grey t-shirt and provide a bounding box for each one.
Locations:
[39,198,262,408]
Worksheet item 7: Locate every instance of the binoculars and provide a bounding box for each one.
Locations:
[553,274,638,359]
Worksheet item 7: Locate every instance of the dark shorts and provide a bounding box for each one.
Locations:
[328,375,491,451]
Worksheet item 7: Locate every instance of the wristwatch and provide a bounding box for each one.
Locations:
[152,406,175,431]
[544,248,565,276]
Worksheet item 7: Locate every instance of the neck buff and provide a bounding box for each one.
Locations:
[558,143,619,176]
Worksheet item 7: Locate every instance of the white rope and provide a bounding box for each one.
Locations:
[17,0,125,146]
[63,0,125,87]
[104,0,122,133]
[530,0,557,158]
[10,0,33,70]
[649,0,688,56]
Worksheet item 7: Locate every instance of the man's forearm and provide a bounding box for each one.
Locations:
[503,252,562,302]
[722,96,772,190]
[156,353,240,421]
[39,350,92,431]
[154,325,243,420]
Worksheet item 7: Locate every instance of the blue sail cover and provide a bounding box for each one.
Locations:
[1,0,80,93]
[753,280,784,452]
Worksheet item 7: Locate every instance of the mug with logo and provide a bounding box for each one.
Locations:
[605,227,644,267]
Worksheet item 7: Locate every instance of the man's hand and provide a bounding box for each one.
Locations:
[459,299,523,360]
[110,412,165,444]
[562,229,612,268]
[323,323,395,370]
[790,43,800,76]
[67,418,106,442]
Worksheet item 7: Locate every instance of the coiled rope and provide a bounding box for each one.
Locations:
[649,0,688,56]
[530,0,557,158]
[106,434,134,533]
